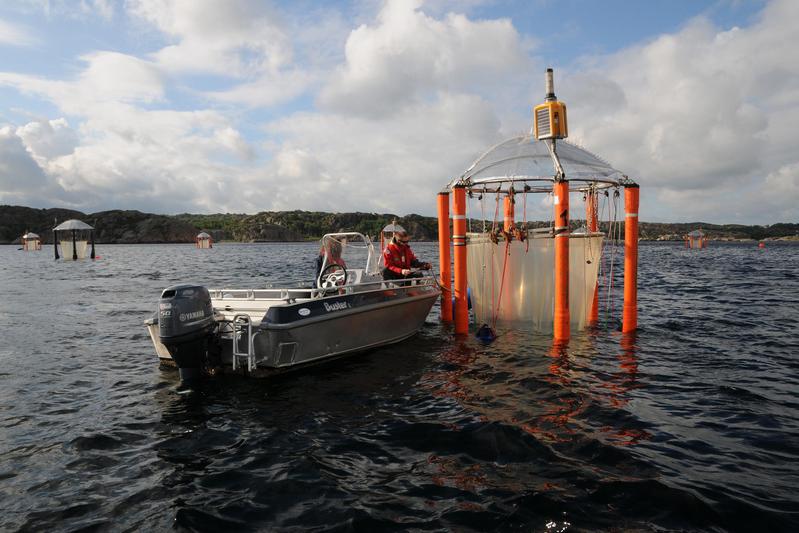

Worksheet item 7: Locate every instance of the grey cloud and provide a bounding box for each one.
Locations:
[0,127,48,190]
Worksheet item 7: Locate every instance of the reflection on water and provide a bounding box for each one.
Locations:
[1,242,798,531]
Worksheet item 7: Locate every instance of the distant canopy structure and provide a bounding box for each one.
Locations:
[196,232,213,249]
[685,229,706,249]
[53,219,95,261]
[21,232,42,251]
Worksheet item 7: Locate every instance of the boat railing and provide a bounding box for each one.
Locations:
[211,274,439,302]
[231,314,256,372]
[317,273,438,296]
[211,288,315,301]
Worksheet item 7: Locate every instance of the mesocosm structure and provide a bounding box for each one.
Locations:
[437,68,640,341]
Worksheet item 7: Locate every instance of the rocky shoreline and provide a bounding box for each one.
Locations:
[1,205,797,244]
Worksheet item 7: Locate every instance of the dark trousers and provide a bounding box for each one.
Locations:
[382,269,422,280]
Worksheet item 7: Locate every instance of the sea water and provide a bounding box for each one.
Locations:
[0,241,797,531]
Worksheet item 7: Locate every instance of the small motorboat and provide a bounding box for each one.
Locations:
[144,232,440,380]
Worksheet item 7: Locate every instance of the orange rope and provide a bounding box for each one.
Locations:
[492,236,511,327]
[523,188,530,253]
[489,193,501,324]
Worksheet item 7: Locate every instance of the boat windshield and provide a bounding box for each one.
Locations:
[317,232,380,279]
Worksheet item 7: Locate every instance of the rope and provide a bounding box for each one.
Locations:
[489,193,501,325]
[481,191,486,233]
[585,186,600,319]
[605,188,620,324]
[598,190,610,323]
[605,191,615,324]
[492,235,511,327]
[480,192,489,324]
[523,186,530,253]
[467,192,472,233]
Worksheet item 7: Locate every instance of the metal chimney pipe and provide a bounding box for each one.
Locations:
[545,68,556,101]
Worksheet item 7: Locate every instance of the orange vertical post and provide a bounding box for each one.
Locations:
[553,180,570,341]
[623,185,639,333]
[586,190,599,326]
[437,192,453,323]
[452,186,469,335]
[503,194,514,232]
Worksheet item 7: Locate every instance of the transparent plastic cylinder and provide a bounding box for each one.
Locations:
[60,240,89,260]
[466,232,603,332]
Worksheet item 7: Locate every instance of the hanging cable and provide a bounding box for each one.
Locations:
[480,191,489,325]
[492,234,512,328]
[598,188,610,324]
[480,190,486,233]
[605,188,620,324]
[523,184,530,253]
[488,192,502,324]
[467,190,472,234]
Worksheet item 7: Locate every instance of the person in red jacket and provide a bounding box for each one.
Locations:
[382,230,431,280]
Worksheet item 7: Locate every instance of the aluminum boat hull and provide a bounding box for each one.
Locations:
[146,280,439,378]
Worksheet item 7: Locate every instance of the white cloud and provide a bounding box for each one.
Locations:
[8,0,114,21]
[16,118,78,160]
[1,0,798,225]
[560,0,799,222]
[2,1,526,215]
[0,50,254,213]
[319,0,530,117]
[0,18,36,46]
[80,0,114,20]
[126,0,323,108]
[78,52,164,104]
[127,0,293,76]
[0,52,164,116]
[246,91,501,214]
[205,69,316,108]
[40,104,256,213]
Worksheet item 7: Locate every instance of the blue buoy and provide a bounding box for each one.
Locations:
[475,323,496,342]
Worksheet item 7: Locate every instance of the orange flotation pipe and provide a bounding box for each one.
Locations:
[586,190,599,326]
[622,185,639,333]
[437,192,453,323]
[553,180,570,341]
[452,186,469,335]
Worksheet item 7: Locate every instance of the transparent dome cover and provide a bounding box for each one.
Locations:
[53,219,93,231]
[453,135,624,188]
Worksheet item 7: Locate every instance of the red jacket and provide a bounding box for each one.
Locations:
[383,241,421,275]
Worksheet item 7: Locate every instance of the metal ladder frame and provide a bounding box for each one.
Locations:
[232,314,256,372]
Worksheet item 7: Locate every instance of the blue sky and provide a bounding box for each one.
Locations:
[1,0,796,224]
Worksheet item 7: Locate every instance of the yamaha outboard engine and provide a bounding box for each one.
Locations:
[158,284,216,381]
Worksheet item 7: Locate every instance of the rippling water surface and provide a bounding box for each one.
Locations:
[1,241,798,532]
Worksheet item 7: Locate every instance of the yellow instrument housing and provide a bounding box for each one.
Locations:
[533,100,568,140]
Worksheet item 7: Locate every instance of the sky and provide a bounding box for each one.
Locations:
[0,0,796,224]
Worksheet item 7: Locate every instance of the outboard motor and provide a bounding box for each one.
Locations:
[158,284,216,381]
